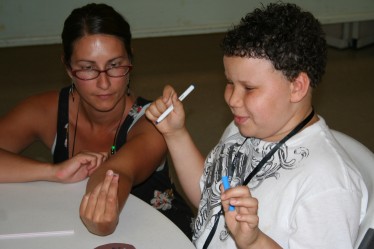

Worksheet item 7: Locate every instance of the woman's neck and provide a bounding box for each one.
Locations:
[78,95,133,129]
[68,94,135,157]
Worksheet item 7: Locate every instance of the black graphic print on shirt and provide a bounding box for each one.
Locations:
[192,132,310,243]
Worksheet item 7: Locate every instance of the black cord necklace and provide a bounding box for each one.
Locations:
[70,100,125,158]
[110,111,124,155]
[202,109,315,249]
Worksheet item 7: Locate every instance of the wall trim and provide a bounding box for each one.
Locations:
[0,23,230,48]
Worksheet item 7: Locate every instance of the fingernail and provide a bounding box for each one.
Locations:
[106,170,114,176]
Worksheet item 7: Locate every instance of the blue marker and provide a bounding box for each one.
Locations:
[222,176,235,211]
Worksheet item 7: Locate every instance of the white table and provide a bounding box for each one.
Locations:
[0,180,195,249]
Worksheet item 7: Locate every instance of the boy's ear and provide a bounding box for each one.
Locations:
[290,72,310,103]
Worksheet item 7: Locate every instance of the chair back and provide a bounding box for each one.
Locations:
[331,130,374,249]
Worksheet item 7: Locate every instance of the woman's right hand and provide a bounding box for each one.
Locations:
[145,85,186,136]
[79,169,119,236]
[53,151,108,183]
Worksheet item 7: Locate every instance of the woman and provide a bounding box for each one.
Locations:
[0,3,193,238]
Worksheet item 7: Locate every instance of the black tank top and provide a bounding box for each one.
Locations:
[53,86,150,163]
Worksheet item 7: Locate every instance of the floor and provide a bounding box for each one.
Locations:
[0,33,373,161]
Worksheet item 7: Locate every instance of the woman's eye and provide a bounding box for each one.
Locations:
[81,65,94,70]
[109,62,121,68]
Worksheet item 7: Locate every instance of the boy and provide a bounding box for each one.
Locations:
[145,2,367,248]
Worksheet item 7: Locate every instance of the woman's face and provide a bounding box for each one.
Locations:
[69,34,132,112]
[223,56,297,142]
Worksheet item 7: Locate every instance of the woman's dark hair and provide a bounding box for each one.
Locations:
[61,3,132,67]
[221,2,327,87]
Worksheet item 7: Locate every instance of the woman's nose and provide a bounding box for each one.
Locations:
[96,72,111,90]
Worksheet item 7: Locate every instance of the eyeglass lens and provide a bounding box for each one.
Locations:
[74,66,131,80]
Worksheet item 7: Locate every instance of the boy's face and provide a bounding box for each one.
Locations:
[223,56,299,142]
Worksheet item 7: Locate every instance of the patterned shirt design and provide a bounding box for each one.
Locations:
[193,132,309,243]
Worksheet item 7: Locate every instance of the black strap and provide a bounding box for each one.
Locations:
[202,109,315,249]
[202,209,223,249]
[243,109,315,185]
[53,87,70,163]
[115,97,150,149]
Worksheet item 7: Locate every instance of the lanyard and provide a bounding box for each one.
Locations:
[202,109,315,249]
[243,109,315,185]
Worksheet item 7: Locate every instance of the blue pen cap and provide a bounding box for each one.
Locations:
[221,176,235,211]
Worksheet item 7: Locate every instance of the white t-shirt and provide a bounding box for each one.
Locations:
[192,117,368,249]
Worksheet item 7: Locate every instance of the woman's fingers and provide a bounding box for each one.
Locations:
[93,170,115,220]
[82,181,103,219]
[84,152,108,174]
[80,193,90,216]
[79,170,120,235]
[104,173,119,217]
[80,170,119,219]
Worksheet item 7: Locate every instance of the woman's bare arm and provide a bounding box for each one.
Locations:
[0,91,105,183]
[80,116,168,235]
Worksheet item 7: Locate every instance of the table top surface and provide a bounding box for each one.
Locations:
[0,180,195,249]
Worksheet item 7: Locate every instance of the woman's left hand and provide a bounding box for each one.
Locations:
[80,169,119,235]
[54,151,108,183]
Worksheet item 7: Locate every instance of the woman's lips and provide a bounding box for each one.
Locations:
[96,94,113,100]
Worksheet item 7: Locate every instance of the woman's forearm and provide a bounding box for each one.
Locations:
[0,149,55,182]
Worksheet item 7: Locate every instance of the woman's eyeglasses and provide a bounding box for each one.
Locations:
[71,65,132,80]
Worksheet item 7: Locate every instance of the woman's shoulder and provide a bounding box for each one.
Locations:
[0,90,61,148]
[20,90,60,113]
[31,90,60,101]
[4,89,59,114]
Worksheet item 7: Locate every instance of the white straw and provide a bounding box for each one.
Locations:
[156,84,195,124]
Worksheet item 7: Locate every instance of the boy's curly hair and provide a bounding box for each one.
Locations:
[221,2,327,87]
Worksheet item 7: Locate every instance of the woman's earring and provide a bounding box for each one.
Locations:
[126,79,131,96]
[70,82,75,102]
